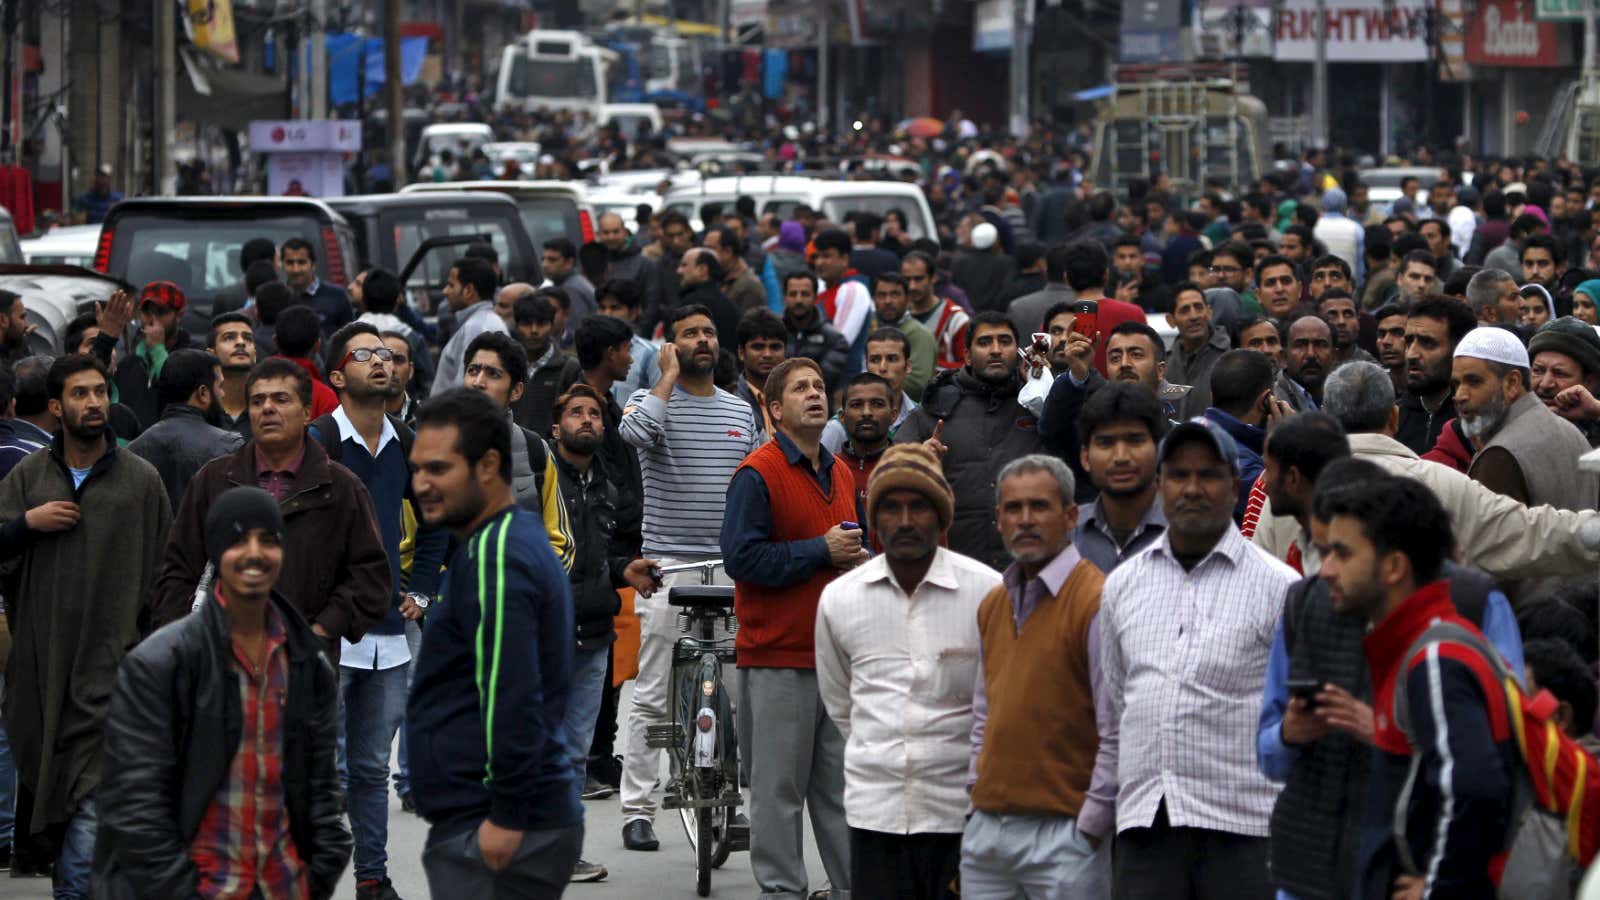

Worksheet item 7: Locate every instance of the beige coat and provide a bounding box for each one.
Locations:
[1252,431,1600,581]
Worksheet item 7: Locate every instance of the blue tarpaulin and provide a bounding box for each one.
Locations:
[1071,84,1114,102]
[763,49,786,101]
[326,33,429,105]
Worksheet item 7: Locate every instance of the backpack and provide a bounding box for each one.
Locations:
[1392,620,1600,899]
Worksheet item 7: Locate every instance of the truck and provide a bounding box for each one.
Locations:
[1089,63,1270,198]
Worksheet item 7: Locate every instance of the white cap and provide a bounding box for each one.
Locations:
[1504,181,1529,196]
[1453,325,1530,368]
[971,222,998,250]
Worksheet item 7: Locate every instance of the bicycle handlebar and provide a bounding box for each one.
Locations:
[654,559,725,577]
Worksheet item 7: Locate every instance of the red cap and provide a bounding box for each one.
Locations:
[139,281,187,314]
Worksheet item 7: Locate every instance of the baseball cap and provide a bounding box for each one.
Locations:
[139,280,187,315]
[1157,416,1242,476]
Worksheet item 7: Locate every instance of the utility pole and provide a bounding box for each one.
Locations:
[309,0,328,119]
[1310,0,1327,149]
[155,0,177,193]
[817,4,829,134]
[1008,0,1030,138]
[385,0,406,183]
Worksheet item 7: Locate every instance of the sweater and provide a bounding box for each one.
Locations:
[405,506,581,842]
[971,559,1103,818]
[727,437,857,669]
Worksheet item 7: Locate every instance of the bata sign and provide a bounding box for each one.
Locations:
[1467,0,1561,66]
[1273,0,1430,61]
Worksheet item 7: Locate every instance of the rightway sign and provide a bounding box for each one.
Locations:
[1273,0,1430,61]
[1535,0,1595,21]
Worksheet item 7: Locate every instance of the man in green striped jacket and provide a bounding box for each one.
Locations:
[404,389,583,897]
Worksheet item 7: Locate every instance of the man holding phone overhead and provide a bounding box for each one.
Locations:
[723,356,862,900]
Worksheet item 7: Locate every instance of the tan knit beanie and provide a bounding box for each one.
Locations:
[866,443,955,532]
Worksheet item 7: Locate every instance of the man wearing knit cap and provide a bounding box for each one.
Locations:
[1529,316,1600,445]
[814,442,1000,898]
[723,356,861,900]
[962,454,1114,897]
[97,487,351,898]
[1453,325,1599,510]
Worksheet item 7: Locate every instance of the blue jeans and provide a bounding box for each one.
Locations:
[0,673,13,847]
[394,619,423,798]
[341,663,410,882]
[562,645,612,802]
[54,799,96,900]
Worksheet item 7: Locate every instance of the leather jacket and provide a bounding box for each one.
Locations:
[93,588,351,899]
[126,404,245,511]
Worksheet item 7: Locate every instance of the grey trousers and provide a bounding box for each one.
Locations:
[960,810,1110,900]
[421,821,583,900]
[737,666,852,900]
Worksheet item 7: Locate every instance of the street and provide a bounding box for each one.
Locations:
[6,682,832,900]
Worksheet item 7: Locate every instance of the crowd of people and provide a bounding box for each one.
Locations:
[6,145,1600,900]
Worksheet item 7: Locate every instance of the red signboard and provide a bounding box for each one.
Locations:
[1466,0,1561,67]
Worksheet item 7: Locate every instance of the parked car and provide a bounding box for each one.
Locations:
[326,192,541,310]
[400,179,589,248]
[95,196,358,329]
[660,175,938,238]
[0,264,128,355]
[414,122,496,174]
[1359,166,1474,207]
[0,207,21,263]
[21,224,101,267]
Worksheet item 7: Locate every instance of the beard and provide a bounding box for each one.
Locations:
[559,430,601,455]
[423,479,488,532]
[345,377,391,404]
[203,394,225,427]
[64,412,107,442]
[521,335,551,361]
[681,348,718,377]
[1459,390,1508,442]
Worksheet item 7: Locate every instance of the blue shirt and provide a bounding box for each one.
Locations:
[69,465,91,489]
[721,431,841,588]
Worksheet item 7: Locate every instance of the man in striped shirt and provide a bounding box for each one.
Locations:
[1101,417,1297,900]
[617,304,759,851]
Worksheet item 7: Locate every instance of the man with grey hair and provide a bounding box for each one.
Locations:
[1253,360,1600,581]
[962,453,1114,897]
[1452,326,1597,510]
[1463,268,1521,327]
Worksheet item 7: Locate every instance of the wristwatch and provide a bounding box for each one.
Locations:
[405,591,431,611]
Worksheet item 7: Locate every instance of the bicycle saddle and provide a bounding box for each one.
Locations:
[667,585,735,609]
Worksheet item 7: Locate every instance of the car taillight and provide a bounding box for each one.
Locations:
[93,228,113,273]
[579,209,594,243]
[321,227,346,286]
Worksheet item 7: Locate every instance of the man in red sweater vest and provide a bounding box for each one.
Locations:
[721,357,866,900]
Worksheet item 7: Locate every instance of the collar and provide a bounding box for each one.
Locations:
[49,433,115,472]
[1003,544,1082,598]
[331,404,397,457]
[826,268,862,289]
[255,441,306,477]
[1204,408,1266,453]
[1348,431,1418,459]
[857,547,963,594]
[213,585,289,644]
[16,418,53,443]
[1362,580,1457,674]
[1151,520,1248,569]
[773,429,834,474]
[1082,494,1166,534]
[302,276,322,296]
[530,341,560,371]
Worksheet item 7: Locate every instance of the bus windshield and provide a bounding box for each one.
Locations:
[509,54,598,100]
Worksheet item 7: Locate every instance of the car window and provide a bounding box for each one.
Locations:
[760,199,799,220]
[386,206,522,288]
[516,198,582,248]
[820,196,930,239]
[113,215,318,300]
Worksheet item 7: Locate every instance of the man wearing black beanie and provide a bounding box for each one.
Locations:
[97,486,352,898]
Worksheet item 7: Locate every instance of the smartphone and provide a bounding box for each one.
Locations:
[1286,678,1323,708]
[1069,299,1099,338]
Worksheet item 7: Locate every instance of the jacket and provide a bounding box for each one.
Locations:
[607,243,662,335]
[553,452,633,651]
[1251,431,1600,582]
[511,346,583,438]
[679,280,743,358]
[405,506,582,841]
[126,404,246,511]
[91,329,197,432]
[1168,327,1233,419]
[1395,390,1455,456]
[893,368,1044,569]
[785,306,851,396]
[1204,407,1264,520]
[296,280,355,338]
[94,588,351,900]
[1420,417,1473,472]
[950,249,1015,313]
[150,438,393,652]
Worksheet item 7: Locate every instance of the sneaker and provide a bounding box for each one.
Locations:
[355,876,403,900]
[569,859,609,882]
[581,776,615,801]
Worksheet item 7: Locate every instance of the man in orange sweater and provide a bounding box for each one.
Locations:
[964,453,1114,897]
[722,356,866,900]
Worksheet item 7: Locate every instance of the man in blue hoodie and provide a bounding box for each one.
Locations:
[405,388,582,897]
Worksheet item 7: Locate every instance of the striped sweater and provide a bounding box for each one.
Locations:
[404,505,581,841]
[620,385,759,559]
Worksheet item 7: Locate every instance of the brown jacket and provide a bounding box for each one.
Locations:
[149,437,391,651]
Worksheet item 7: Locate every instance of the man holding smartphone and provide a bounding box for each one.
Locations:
[723,357,864,900]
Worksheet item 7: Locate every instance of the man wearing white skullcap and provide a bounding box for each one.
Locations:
[1453,325,1599,510]
[951,219,1015,314]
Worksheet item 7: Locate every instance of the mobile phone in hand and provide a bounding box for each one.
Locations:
[1286,678,1322,709]
[1070,300,1099,337]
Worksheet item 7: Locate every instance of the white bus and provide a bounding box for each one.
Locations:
[494,30,617,117]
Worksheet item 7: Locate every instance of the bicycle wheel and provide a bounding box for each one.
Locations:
[710,802,733,868]
[697,806,713,896]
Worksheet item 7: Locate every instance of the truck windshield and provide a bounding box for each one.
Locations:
[509,54,598,100]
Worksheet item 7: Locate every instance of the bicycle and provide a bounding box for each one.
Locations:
[644,559,749,896]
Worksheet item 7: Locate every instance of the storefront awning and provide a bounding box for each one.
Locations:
[179,48,288,132]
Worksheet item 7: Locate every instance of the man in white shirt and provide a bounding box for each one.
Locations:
[963,455,1114,898]
[815,442,999,897]
[1101,417,1297,899]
